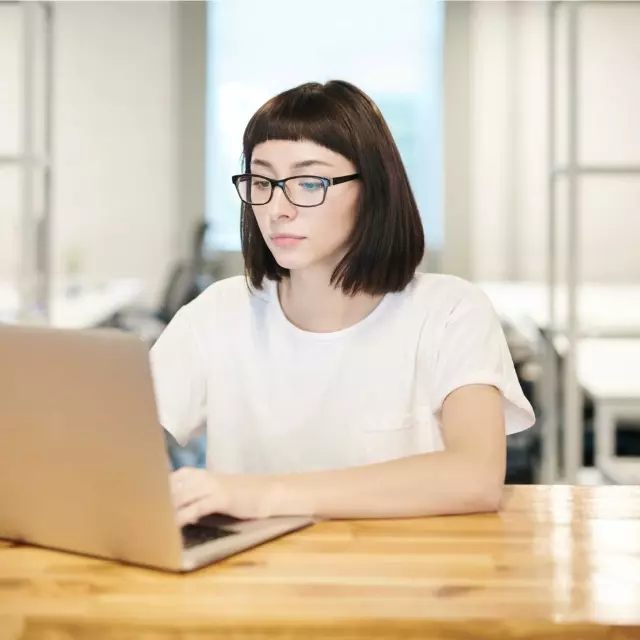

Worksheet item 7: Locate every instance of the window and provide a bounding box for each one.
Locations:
[206,0,443,253]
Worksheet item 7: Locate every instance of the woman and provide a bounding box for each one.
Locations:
[151,80,535,527]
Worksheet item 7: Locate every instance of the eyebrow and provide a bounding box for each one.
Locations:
[251,158,335,171]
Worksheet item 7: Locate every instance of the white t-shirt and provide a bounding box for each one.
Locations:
[150,273,535,475]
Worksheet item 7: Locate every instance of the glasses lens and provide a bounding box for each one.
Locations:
[284,176,326,206]
[236,175,272,205]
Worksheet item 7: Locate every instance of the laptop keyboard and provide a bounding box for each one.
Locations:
[181,513,243,550]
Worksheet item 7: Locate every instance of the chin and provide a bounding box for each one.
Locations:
[268,239,345,274]
[272,252,313,271]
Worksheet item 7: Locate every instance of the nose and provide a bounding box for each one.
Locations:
[265,184,298,221]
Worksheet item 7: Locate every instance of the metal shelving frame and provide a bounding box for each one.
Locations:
[544,0,640,485]
[0,0,54,322]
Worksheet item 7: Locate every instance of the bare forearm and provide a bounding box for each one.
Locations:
[262,451,504,520]
[182,387,509,524]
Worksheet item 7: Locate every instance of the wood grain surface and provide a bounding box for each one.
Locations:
[1,485,640,639]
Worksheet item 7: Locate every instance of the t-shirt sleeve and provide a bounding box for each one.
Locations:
[149,305,207,446]
[429,284,535,435]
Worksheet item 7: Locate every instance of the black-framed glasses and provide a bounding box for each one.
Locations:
[231,173,360,208]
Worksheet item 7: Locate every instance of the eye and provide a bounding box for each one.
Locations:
[251,178,270,190]
[298,179,323,191]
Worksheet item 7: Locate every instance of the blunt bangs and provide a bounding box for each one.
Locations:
[242,82,358,169]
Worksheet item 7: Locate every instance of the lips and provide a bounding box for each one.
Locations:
[270,234,305,240]
[270,234,306,248]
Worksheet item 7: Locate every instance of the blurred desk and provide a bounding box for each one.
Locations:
[578,339,640,402]
[480,282,640,484]
[0,279,142,329]
[600,457,640,485]
[1,485,640,638]
[578,339,640,474]
[479,281,640,337]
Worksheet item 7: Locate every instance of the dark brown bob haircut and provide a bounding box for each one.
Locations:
[240,80,425,296]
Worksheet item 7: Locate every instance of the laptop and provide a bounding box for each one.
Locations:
[0,323,314,572]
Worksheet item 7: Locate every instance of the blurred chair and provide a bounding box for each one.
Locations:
[496,316,542,484]
[111,220,218,344]
[506,357,541,484]
[112,261,201,344]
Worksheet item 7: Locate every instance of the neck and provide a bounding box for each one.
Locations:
[278,266,384,333]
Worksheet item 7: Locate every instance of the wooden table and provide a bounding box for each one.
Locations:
[1,486,640,639]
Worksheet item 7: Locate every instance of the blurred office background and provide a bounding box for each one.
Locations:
[2,0,640,485]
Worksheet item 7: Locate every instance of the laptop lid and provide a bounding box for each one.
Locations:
[0,324,183,571]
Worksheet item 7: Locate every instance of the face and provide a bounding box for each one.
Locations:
[248,139,361,275]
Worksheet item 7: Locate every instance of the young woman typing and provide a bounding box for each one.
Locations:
[150,80,535,526]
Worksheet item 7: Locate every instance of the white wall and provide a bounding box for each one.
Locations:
[0,1,205,304]
[53,1,178,302]
[445,1,640,284]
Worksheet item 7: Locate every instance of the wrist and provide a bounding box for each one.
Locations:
[261,476,315,518]
[218,473,316,520]
[217,473,282,520]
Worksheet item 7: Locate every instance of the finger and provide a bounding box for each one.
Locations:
[172,483,211,511]
[170,466,195,491]
[177,495,223,528]
[170,468,200,507]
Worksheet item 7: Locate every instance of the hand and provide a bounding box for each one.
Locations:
[170,467,272,527]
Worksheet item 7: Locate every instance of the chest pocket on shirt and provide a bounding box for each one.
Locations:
[361,408,437,465]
